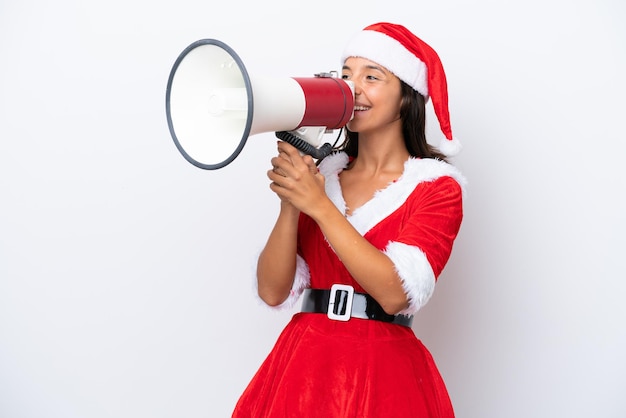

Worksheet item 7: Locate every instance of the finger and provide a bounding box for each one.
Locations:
[276,141,303,164]
[267,168,283,183]
[268,167,294,188]
[272,166,287,177]
[302,155,319,175]
[271,162,291,178]
[277,143,313,176]
[268,181,290,202]
[276,140,299,155]
[272,154,301,179]
[270,156,289,177]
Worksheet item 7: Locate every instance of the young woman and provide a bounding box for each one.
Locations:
[232,22,466,418]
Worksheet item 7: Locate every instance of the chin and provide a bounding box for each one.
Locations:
[346,120,364,133]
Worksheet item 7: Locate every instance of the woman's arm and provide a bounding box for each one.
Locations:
[269,142,409,315]
[312,202,410,314]
[256,201,300,306]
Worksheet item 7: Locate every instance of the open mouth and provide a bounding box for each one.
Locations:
[354,105,370,111]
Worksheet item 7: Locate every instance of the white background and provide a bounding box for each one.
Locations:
[1,0,625,417]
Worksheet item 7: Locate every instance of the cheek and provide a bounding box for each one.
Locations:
[377,85,403,116]
[383,95,403,119]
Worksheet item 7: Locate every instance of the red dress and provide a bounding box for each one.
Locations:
[233,152,465,418]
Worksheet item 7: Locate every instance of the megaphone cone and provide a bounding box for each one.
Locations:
[165,39,354,170]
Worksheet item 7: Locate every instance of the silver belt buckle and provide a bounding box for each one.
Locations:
[327,284,354,321]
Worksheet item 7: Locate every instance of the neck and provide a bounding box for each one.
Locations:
[350,130,410,174]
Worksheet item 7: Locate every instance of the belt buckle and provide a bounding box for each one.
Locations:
[327,284,354,321]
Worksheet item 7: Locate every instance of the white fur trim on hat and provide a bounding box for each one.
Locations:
[342,29,429,98]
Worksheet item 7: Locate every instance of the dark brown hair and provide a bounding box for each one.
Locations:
[337,81,448,162]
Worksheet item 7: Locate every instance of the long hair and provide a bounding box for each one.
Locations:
[337,81,448,162]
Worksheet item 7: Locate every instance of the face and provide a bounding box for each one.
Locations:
[341,57,403,135]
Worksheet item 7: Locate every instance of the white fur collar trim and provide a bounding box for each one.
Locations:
[319,152,466,236]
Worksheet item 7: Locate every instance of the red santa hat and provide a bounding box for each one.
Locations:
[341,22,462,157]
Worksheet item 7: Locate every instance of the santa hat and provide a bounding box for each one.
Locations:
[341,22,462,157]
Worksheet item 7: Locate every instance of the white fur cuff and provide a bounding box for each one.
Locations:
[384,241,436,315]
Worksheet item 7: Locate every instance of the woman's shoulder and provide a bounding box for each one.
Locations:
[402,157,467,196]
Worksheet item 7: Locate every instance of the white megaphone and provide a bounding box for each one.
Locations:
[165,39,355,170]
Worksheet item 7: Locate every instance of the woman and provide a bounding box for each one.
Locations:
[232,22,466,418]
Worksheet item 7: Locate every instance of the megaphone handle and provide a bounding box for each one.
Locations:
[275,131,333,161]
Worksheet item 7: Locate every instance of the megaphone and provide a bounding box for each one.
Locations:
[165,39,355,170]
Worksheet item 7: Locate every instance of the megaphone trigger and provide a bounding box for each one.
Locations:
[165,39,355,170]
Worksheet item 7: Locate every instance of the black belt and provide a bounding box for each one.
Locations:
[301,285,413,328]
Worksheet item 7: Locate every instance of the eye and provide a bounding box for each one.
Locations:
[341,74,351,80]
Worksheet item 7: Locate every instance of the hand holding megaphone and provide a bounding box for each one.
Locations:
[165,39,355,170]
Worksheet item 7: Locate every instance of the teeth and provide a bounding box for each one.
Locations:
[354,106,369,111]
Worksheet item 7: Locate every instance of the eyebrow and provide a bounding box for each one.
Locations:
[342,64,387,74]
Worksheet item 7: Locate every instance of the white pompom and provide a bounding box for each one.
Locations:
[439,136,463,157]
